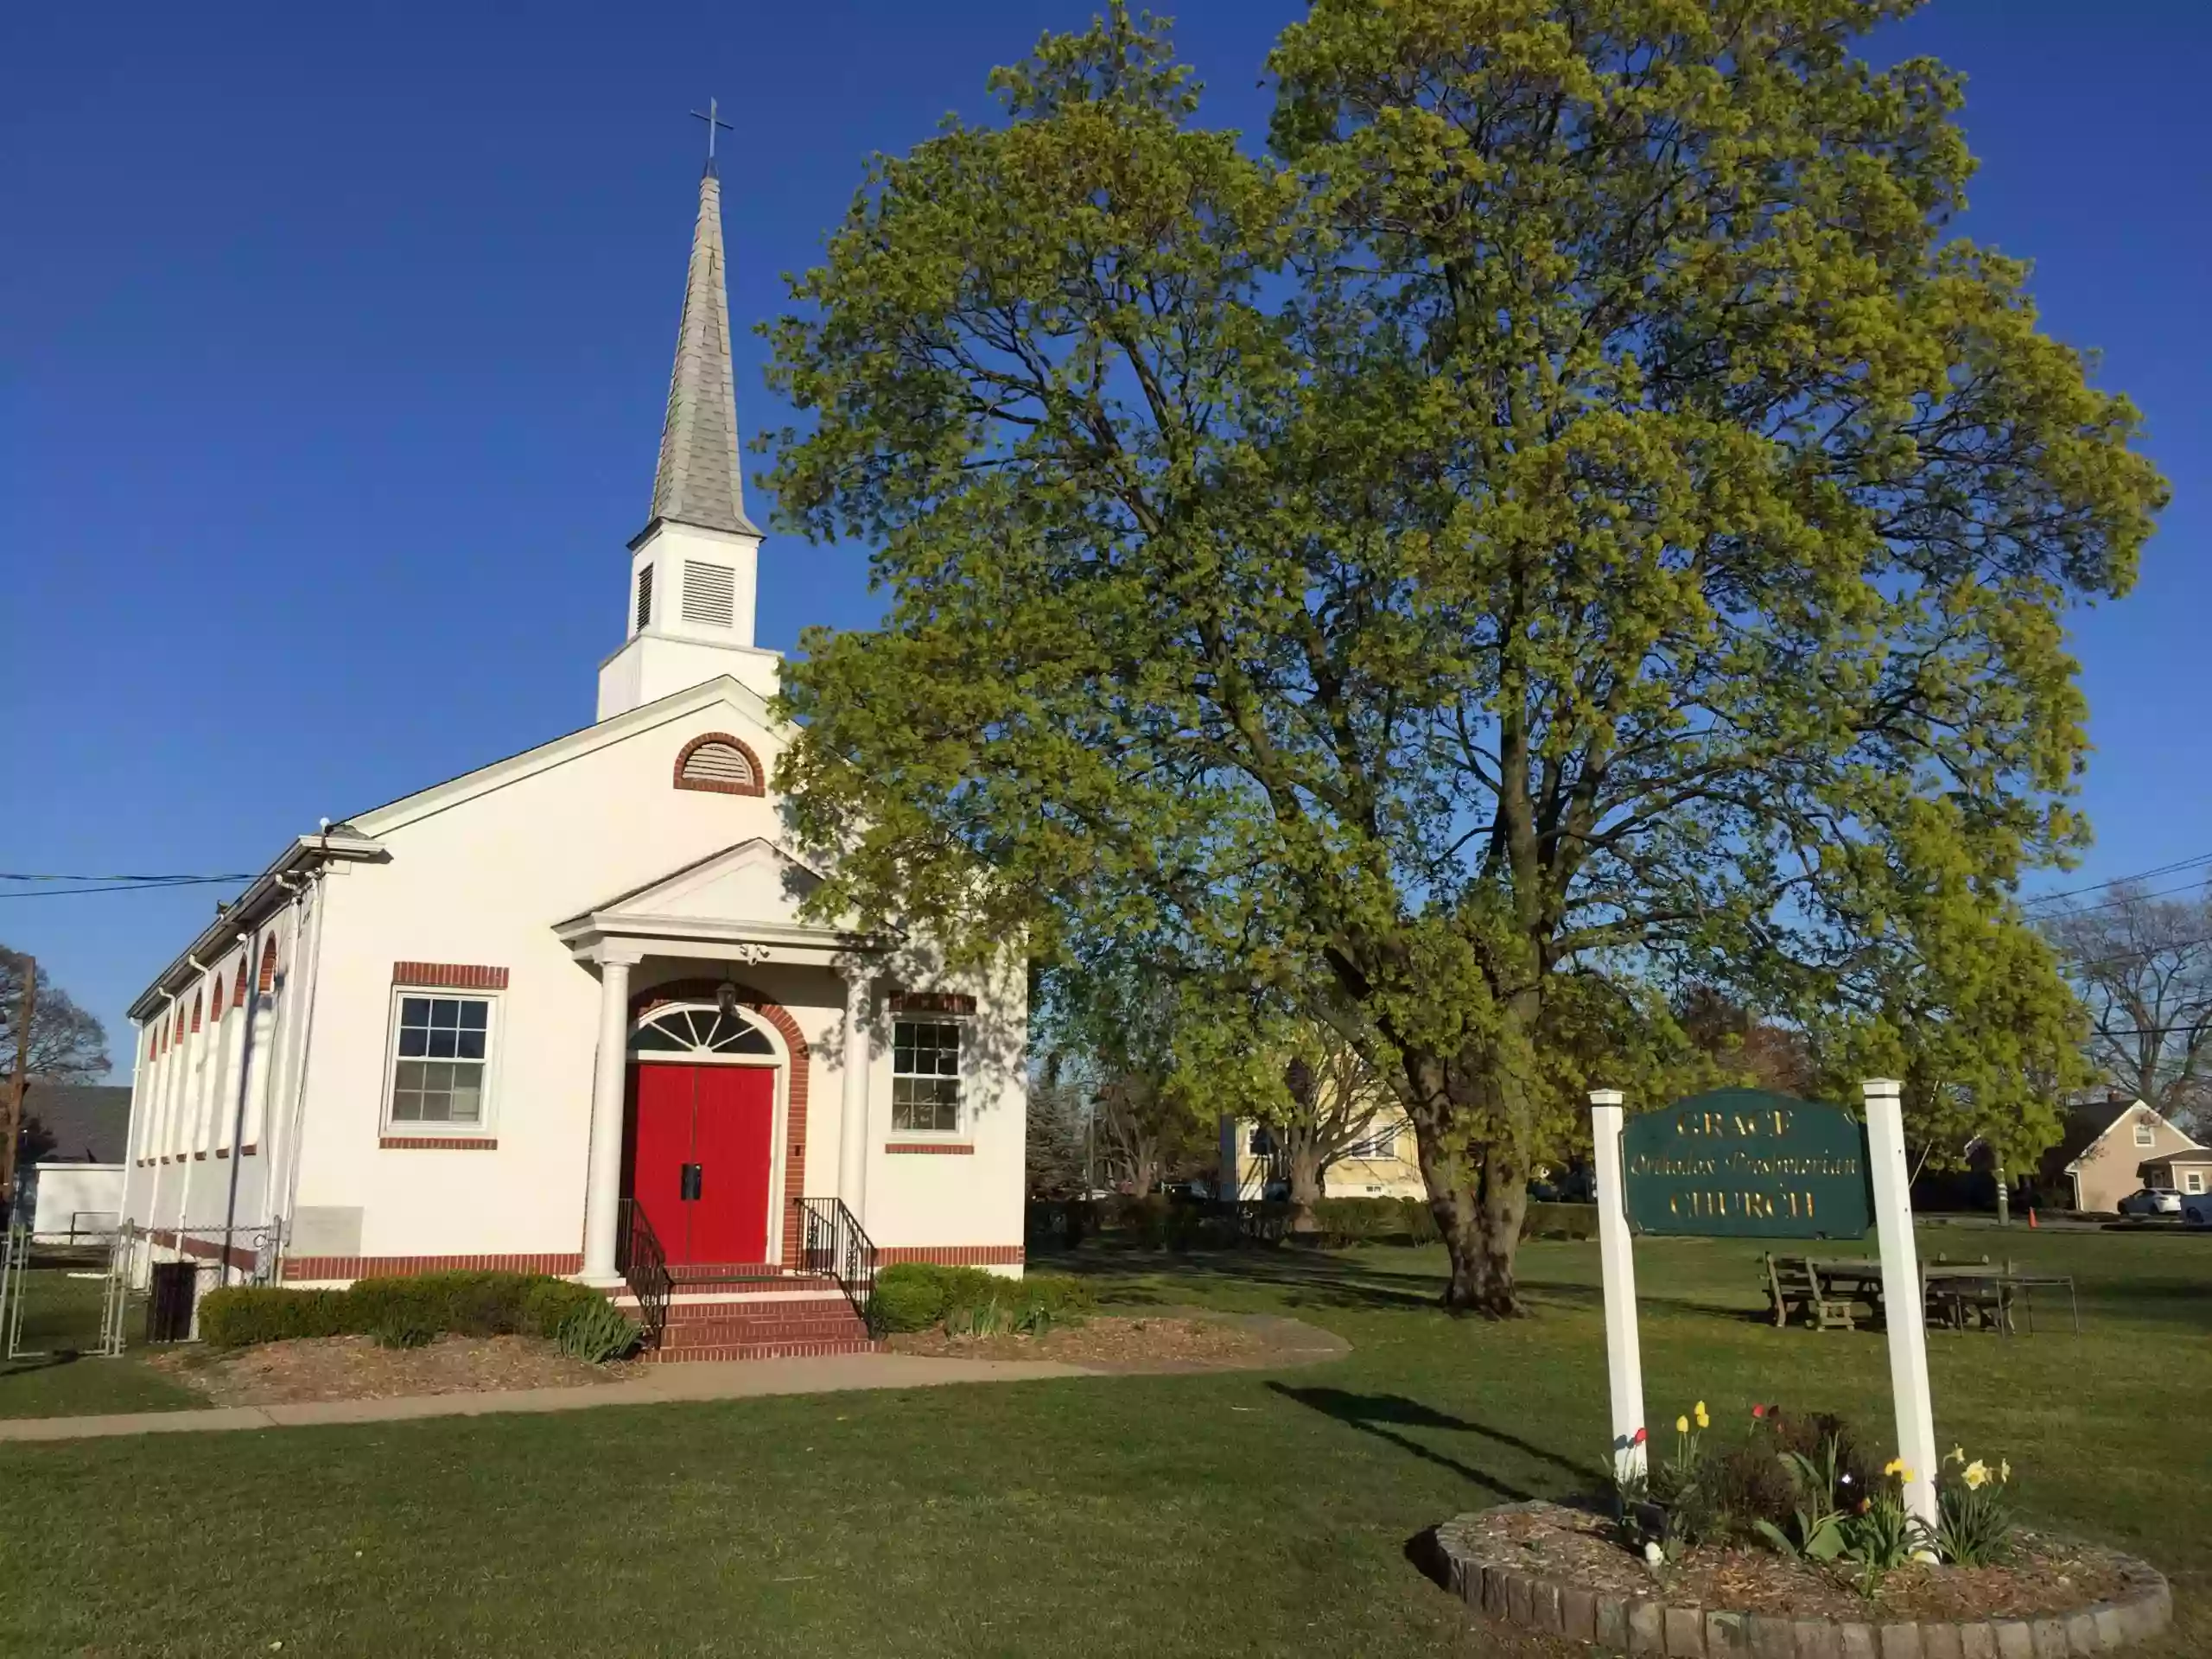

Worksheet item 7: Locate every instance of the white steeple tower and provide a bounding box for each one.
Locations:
[596,152,779,721]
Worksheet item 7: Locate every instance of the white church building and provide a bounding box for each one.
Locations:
[116,160,1027,1354]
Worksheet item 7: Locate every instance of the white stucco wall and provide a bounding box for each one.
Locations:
[29,1163,124,1236]
[254,682,1026,1275]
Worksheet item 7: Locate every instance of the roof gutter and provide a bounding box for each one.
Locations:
[125,829,385,1020]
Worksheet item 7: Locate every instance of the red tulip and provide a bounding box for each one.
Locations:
[1751,1404,1766,1419]
[1632,1427,1649,1445]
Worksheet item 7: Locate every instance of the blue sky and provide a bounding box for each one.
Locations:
[3,2,2206,1069]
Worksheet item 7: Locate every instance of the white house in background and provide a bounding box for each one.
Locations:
[116,159,1027,1355]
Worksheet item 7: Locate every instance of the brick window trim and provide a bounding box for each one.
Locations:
[673,732,766,797]
[887,991,977,1017]
[392,962,512,991]
[886,1141,975,1155]
[380,1135,499,1151]
[875,1244,1026,1267]
[284,1251,583,1283]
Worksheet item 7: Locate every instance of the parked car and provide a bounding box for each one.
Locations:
[2116,1188,2183,1217]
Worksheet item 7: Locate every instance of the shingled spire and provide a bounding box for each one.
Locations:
[647,168,758,537]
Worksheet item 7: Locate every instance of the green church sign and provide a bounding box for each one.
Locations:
[1620,1088,1872,1239]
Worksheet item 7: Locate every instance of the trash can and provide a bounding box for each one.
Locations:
[146,1261,198,1343]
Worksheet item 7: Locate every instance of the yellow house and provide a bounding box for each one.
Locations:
[1217,1113,1423,1201]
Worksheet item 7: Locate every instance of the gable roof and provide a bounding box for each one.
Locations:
[22,1082,131,1164]
[2062,1099,2202,1173]
[352,675,779,837]
[554,836,880,952]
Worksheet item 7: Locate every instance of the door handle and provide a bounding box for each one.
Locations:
[680,1163,703,1201]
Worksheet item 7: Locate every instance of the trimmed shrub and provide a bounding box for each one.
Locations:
[198,1287,350,1348]
[869,1264,950,1333]
[870,1263,1094,1333]
[344,1270,541,1338]
[1520,1201,1598,1241]
[524,1278,608,1339]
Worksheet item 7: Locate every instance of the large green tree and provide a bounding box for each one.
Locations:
[765,1,2164,1313]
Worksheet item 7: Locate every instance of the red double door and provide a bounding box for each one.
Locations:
[624,1063,776,1266]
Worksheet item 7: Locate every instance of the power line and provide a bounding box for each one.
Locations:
[2022,852,2212,910]
[0,874,252,900]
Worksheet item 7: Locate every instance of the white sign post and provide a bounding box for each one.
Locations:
[1589,1089,1647,1480]
[1863,1077,1939,1534]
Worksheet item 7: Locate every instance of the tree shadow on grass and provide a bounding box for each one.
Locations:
[1268,1382,1599,1504]
[1038,1247,1446,1313]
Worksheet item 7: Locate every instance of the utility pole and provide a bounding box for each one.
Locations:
[3,951,35,1217]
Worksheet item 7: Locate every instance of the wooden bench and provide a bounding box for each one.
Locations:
[1763,1254,1862,1330]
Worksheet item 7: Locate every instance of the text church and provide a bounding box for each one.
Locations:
[115,156,1028,1357]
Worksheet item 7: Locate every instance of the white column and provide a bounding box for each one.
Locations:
[580,948,640,1284]
[1590,1089,1648,1480]
[1865,1077,1939,1533]
[837,966,872,1221]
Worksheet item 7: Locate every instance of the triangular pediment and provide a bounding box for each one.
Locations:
[563,838,826,936]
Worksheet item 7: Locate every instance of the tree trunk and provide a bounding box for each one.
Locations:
[1286,1140,1324,1233]
[1404,1046,1533,1318]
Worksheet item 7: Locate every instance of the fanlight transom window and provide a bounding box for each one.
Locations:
[631,1004,775,1058]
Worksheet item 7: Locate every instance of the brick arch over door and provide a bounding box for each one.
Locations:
[629,977,811,1265]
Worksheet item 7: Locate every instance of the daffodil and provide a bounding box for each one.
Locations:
[1999,1459,2012,1482]
[1694,1402,1710,1429]
[1964,1460,1989,1490]
[1947,1445,1965,1465]
[1676,1414,1690,1434]
[1883,1458,1910,1481]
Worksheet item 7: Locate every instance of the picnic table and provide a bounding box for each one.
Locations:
[1761,1252,2080,1334]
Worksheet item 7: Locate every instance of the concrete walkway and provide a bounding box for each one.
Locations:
[0,1353,1099,1444]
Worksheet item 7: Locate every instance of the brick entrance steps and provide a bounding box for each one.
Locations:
[608,1284,881,1363]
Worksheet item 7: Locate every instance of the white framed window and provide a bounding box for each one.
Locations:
[2133,1118,2156,1147]
[891,1018,963,1134]
[1346,1121,1403,1160]
[385,992,497,1127]
[2187,1170,2206,1196]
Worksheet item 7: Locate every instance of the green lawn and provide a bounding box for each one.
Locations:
[0,1227,2203,1657]
[0,1268,204,1421]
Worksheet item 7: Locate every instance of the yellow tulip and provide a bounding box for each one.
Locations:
[1694,1402,1710,1429]
[1676,1415,1690,1434]
[1964,1461,1989,1490]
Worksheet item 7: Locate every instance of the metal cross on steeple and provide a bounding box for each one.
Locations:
[690,99,734,170]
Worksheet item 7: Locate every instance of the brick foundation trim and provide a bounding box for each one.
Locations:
[379,1135,499,1151]
[283,1251,584,1283]
[240,1144,257,1156]
[391,962,511,991]
[193,1151,207,1160]
[148,1228,258,1273]
[875,1244,1025,1267]
[215,1148,230,1160]
[886,1141,975,1155]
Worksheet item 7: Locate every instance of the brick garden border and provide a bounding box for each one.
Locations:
[1428,1502,2173,1658]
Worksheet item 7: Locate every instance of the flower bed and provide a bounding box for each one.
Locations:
[1423,1394,2176,1656]
[1431,1501,2171,1656]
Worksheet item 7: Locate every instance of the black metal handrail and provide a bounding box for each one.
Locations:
[794,1197,878,1331]
[615,1198,672,1351]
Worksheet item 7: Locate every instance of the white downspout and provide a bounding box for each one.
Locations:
[274,870,329,1274]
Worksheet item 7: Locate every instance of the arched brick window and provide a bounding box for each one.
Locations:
[258,934,279,995]
[174,1003,187,1043]
[674,732,765,797]
[212,976,226,1018]
[190,991,203,1033]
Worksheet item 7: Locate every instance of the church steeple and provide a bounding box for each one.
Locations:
[645,167,759,539]
[595,140,780,724]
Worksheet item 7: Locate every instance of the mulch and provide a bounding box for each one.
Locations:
[1468,1503,2136,1623]
[149,1334,636,1405]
